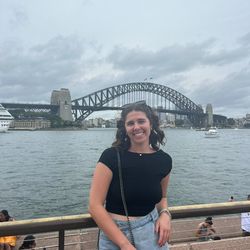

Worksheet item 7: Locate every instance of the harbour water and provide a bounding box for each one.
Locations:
[1,128,250,220]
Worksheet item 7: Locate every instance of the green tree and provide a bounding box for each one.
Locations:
[227,118,235,126]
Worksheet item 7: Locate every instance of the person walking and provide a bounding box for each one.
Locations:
[89,101,172,250]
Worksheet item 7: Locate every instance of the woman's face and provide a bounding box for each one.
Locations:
[205,221,212,227]
[125,110,151,147]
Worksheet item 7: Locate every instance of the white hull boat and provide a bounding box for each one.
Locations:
[205,127,219,138]
[0,104,14,132]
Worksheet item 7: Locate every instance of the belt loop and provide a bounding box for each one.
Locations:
[149,211,154,221]
[153,207,158,221]
[150,207,156,221]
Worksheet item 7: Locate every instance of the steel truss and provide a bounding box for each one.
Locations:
[71,82,204,123]
[1,103,59,113]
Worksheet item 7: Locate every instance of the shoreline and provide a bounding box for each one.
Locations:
[9,127,88,131]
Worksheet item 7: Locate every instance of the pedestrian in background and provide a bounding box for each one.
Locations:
[241,194,250,237]
[196,217,216,241]
[0,210,17,250]
[19,235,36,249]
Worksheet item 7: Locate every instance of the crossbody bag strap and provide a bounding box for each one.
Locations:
[116,147,135,247]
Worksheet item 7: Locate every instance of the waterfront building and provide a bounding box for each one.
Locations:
[85,117,104,127]
[243,113,250,128]
[84,117,117,128]
[104,118,117,128]
[10,118,51,130]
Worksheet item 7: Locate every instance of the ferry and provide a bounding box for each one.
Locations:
[0,104,14,132]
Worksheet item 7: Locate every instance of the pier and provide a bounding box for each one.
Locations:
[1,201,250,249]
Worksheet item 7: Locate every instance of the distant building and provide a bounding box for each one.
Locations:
[243,114,250,128]
[206,104,213,127]
[11,118,51,130]
[84,117,117,128]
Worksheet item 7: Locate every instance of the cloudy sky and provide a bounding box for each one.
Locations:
[1,0,250,118]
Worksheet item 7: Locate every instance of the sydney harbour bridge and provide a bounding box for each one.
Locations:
[1,82,226,127]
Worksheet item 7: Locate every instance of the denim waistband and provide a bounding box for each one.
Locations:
[113,207,158,230]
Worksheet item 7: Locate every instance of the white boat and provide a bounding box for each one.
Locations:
[0,104,14,132]
[205,127,219,138]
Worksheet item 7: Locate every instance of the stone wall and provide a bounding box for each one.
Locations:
[51,88,73,121]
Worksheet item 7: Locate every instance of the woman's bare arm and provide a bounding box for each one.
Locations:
[155,174,171,246]
[88,162,135,249]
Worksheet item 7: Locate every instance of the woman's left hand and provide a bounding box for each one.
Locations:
[155,212,171,247]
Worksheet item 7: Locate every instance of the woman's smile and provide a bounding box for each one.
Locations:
[125,111,151,146]
[133,130,144,136]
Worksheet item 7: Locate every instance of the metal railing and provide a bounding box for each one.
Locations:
[1,201,250,250]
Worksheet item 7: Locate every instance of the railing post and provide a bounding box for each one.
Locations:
[59,229,65,250]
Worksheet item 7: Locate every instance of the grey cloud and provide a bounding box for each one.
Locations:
[73,37,250,108]
[102,37,250,117]
[188,67,250,115]
[9,5,28,29]
[238,32,250,47]
[32,36,84,61]
[107,38,250,74]
[0,35,99,102]
[1,32,250,119]
[202,47,249,65]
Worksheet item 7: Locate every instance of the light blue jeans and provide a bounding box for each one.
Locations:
[99,207,169,250]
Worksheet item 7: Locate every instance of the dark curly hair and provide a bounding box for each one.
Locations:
[19,235,36,249]
[112,101,165,150]
[0,210,11,221]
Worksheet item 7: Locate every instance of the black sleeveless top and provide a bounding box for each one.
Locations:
[98,147,172,216]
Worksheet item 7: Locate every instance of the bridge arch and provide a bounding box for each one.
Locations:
[71,82,204,122]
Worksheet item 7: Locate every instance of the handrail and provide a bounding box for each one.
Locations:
[1,201,250,236]
[0,214,95,236]
[170,200,250,218]
[0,201,250,249]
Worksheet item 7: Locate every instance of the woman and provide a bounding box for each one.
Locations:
[89,102,172,250]
[0,210,17,250]
[19,235,36,249]
[196,217,216,241]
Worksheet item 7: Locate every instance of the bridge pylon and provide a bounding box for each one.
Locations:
[51,88,73,121]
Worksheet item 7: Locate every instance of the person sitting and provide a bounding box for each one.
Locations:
[19,235,36,249]
[241,194,250,236]
[0,210,17,250]
[196,216,216,241]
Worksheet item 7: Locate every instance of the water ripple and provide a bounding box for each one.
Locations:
[1,128,250,219]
